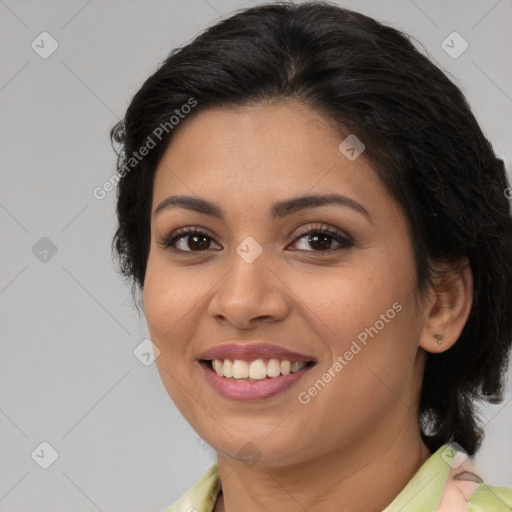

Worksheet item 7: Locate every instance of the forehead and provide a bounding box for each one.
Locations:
[152,101,388,214]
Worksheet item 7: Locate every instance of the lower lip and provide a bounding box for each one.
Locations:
[200,361,314,401]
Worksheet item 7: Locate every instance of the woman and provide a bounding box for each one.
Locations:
[110,2,512,511]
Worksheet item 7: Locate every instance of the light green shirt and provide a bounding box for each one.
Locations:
[162,444,512,511]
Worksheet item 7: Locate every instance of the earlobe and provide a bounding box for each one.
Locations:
[434,333,444,345]
[419,258,473,354]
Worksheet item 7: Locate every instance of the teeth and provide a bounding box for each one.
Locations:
[223,359,233,378]
[210,358,308,380]
[232,360,249,379]
[249,359,267,379]
[212,359,223,376]
[267,359,281,377]
[291,361,302,373]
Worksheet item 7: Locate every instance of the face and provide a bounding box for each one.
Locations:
[143,101,427,467]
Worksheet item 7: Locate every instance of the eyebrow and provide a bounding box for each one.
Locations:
[154,193,371,221]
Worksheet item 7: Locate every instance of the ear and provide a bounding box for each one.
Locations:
[419,257,473,354]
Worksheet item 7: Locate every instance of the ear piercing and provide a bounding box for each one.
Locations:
[434,333,444,344]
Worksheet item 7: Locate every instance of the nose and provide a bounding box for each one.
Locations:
[207,249,291,329]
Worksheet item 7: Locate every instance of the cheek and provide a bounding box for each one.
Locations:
[143,263,202,412]
[143,270,195,392]
[322,293,420,415]
[300,248,419,383]
[301,260,405,341]
[143,256,206,343]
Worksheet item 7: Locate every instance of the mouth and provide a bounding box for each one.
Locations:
[201,358,317,381]
[198,342,317,400]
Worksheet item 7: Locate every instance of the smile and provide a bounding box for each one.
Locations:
[209,358,311,380]
[200,358,316,401]
[198,342,317,400]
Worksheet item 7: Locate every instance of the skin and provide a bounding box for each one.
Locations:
[143,100,473,512]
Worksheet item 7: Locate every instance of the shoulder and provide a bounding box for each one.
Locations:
[160,463,221,512]
[466,483,512,511]
[384,444,511,512]
[438,463,512,511]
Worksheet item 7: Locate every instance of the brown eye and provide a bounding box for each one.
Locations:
[162,227,222,253]
[289,225,353,252]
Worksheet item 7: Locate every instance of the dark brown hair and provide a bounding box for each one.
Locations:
[110,1,512,456]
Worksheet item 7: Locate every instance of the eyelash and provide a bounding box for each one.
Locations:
[159,223,354,255]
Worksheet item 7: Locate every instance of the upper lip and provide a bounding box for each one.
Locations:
[199,342,317,362]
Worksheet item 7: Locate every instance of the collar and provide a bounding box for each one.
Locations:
[163,444,512,512]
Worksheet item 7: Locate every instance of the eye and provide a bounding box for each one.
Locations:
[289,223,353,253]
[159,227,221,253]
[159,223,353,255]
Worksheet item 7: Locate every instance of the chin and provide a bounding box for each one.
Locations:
[211,434,309,468]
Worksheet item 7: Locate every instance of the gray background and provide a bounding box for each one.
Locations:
[1,0,511,510]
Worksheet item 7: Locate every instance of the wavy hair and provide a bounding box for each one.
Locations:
[110,1,512,456]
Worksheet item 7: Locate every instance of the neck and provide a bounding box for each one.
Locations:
[215,418,432,512]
